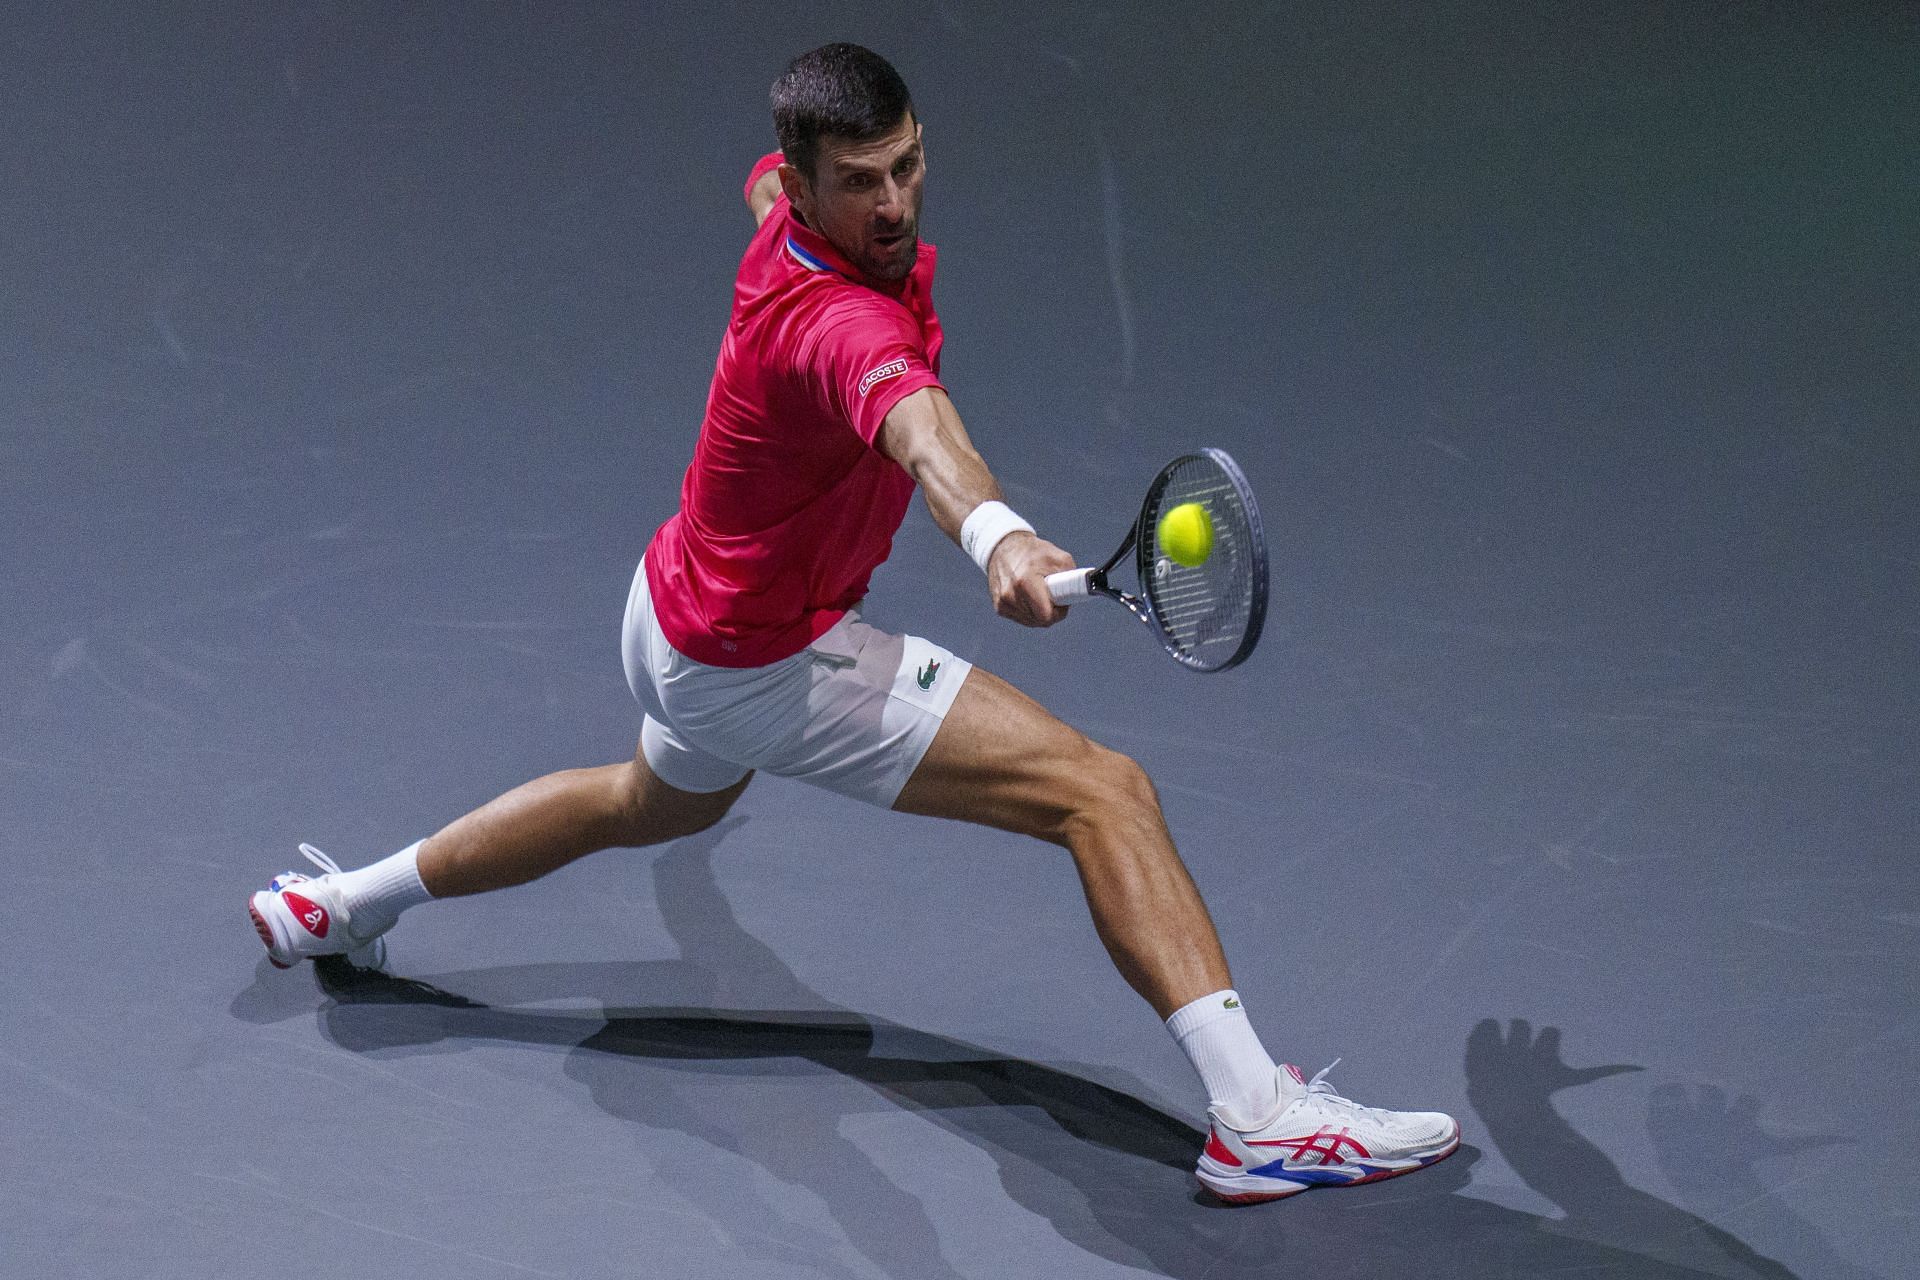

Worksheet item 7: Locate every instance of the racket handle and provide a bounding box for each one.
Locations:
[1045,568,1094,604]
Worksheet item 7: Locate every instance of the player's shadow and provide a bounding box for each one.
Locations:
[1644,1081,1871,1279]
[1464,1019,1802,1279]
[301,824,1800,1279]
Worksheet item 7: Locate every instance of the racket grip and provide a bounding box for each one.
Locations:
[1045,569,1094,604]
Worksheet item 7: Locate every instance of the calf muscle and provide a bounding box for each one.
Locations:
[896,668,1233,1017]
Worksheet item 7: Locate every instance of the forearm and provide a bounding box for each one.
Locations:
[880,386,1074,625]
[881,387,1004,543]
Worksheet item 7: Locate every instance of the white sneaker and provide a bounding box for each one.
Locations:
[1196,1062,1460,1204]
[248,844,389,970]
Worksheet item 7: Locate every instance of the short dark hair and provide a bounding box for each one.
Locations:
[770,43,914,183]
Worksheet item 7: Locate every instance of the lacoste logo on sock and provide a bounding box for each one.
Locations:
[1223,997,1240,1009]
[916,659,940,690]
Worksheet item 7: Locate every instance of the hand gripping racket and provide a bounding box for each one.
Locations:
[1045,448,1268,673]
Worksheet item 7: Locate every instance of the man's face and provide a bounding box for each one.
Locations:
[782,113,924,281]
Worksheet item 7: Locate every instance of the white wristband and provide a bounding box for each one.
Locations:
[959,500,1035,574]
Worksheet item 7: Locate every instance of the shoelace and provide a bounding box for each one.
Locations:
[295,843,387,970]
[1301,1059,1391,1122]
[299,843,344,875]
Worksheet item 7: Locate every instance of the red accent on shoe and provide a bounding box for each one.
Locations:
[282,890,329,939]
[1205,1184,1299,1205]
[1246,1127,1374,1165]
[1283,1063,1306,1087]
[1204,1128,1243,1168]
[248,903,292,969]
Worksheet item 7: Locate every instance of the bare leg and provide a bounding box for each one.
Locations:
[418,744,751,897]
[893,667,1230,1019]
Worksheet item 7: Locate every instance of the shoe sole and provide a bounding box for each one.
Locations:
[1199,1129,1462,1205]
[247,895,294,969]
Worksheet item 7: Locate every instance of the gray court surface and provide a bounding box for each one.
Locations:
[4,4,1914,1277]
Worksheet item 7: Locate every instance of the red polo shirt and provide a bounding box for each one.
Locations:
[643,153,945,667]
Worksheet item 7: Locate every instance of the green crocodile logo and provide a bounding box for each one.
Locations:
[1223,997,1240,1009]
[916,659,940,691]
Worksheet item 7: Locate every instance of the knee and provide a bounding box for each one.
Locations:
[611,763,747,846]
[653,796,730,843]
[1054,743,1162,845]
[1104,748,1161,817]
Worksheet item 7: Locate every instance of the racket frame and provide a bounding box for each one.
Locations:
[1057,447,1267,673]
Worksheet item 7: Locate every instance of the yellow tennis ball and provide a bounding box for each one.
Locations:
[1156,501,1214,568]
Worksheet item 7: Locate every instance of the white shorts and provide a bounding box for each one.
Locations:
[620,559,972,808]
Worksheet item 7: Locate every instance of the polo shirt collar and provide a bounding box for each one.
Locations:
[783,209,911,299]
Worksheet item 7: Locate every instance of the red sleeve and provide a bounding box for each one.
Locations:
[804,298,945,447]
[743,151,784,204]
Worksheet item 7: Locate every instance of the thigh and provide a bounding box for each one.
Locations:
[625,735,753,836]
[891,664,1103,840]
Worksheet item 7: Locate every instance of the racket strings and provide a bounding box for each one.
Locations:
[1143,458,1256,668]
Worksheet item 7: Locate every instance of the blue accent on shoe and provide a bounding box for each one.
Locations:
[1248,1160,1361,1186]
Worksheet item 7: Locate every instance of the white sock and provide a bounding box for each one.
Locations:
[1166,989,1282,1126]
[330,840,433,936]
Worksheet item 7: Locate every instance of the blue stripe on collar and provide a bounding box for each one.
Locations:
[785,236,834,274]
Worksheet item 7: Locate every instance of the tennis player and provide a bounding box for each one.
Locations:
[248,43,1458,1203]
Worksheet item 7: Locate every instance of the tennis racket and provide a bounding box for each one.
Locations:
[1045,448,1268,673]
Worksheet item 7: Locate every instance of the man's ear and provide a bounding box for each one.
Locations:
[777,162,810,215]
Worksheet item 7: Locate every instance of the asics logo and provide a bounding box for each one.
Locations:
[283,890,330,939]
[1248,1127,1373,1167]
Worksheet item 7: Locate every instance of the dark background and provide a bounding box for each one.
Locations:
[2,3,1914,1277]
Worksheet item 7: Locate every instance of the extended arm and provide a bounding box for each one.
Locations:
[879,386,1075,626]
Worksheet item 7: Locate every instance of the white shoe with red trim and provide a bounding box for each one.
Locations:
[1196,1061,1460,1204]
[248,844,389,970]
